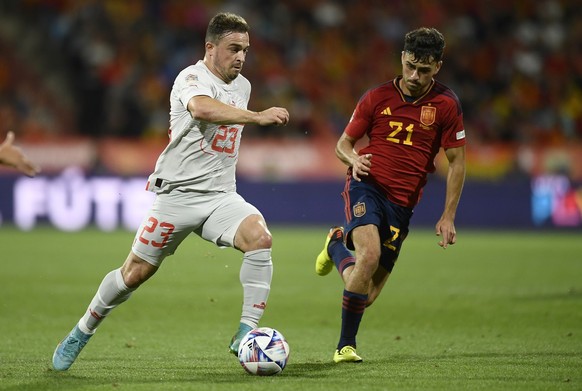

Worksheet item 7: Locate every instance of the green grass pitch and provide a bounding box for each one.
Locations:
[0,226,580,390]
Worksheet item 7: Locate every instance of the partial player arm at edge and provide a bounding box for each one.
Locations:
[0,131,40,177]
[187,95,289,126]
[436,145,466,248]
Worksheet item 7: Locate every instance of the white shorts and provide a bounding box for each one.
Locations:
[131,190,262,266]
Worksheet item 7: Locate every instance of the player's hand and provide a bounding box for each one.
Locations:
[0,131,40,177]
[351,153,372,182]
[435,217,456,249]
[258,107,289,126]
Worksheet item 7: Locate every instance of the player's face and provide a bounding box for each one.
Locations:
[206,32,250,83]
[400,51,442,97]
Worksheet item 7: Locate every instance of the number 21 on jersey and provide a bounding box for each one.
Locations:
[386,121,414,145]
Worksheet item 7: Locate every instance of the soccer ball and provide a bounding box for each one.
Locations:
[238,327,290,376]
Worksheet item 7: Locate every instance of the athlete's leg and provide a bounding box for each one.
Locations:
[234,214,273,328]
[333,224,381,361]
[316,227,356,277]
[325,227,390,306]
[366,267,390,307]
[224,214,273,354]
[53,195,192,370]
[120,251,159,288]
[52,251,158,371]
[233,214,272,252]
[235,214,273,321]
[79,252,158,334]
[345,224,381,293]
[198,193,275,355]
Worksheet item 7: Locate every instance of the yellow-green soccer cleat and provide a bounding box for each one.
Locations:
[315,226,343,276]
[333,345,363,363]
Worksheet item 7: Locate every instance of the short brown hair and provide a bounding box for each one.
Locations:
[205,12,249,44]
[403,27,446,63]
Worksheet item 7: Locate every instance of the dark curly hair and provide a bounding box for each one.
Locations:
[403,27,446,63]
[205,12,249,43]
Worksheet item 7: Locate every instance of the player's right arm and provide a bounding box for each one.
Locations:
[187,96,289,126]
[335,132,372,182]
[0,131,39,177]
[337,90,374,181]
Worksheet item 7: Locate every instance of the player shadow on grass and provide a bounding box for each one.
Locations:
[34,351,577,389]
[42,359,337,386]
[275,361,340,378]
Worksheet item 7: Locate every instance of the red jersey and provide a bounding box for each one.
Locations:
[345,77,466,208]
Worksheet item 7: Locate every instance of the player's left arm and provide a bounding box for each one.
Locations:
[436,145,466,249]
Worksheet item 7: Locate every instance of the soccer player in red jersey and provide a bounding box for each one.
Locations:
[315,27,466,363]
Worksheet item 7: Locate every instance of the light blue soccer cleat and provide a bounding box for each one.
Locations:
[52,325,92,371]
[228,323,253,356]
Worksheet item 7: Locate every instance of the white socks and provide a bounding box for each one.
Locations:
[239,249,272,328]
[76,249,272,335]
[78,268,134,334]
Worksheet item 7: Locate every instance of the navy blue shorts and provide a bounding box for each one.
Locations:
[342,178,413,272]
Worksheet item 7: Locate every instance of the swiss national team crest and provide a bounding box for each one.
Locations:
[353,202,366,217]
[420,105,436,126]
[185,73,199,86]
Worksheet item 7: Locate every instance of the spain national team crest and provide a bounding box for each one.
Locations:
[353,202,366,217]
[420,105,436,126]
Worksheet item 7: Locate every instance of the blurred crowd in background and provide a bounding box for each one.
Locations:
[0,0,581,145]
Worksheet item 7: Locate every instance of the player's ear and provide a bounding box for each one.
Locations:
[433,60,443,75]
[205,41,215,54]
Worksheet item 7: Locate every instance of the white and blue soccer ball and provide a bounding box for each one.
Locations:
[238,327,290,376]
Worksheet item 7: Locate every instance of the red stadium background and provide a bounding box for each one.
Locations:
[0,0,580,229]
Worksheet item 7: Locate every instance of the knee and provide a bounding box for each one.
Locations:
[121,253,157,288]
[236,215,273,251]
[254,229,272,250]
[244,228,272,251]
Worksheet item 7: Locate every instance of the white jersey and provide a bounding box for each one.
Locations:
[146,60,251,194]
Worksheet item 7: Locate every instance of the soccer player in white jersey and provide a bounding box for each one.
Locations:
[52,12,289,371]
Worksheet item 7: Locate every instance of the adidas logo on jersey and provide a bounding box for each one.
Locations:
[381,107,392,115]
